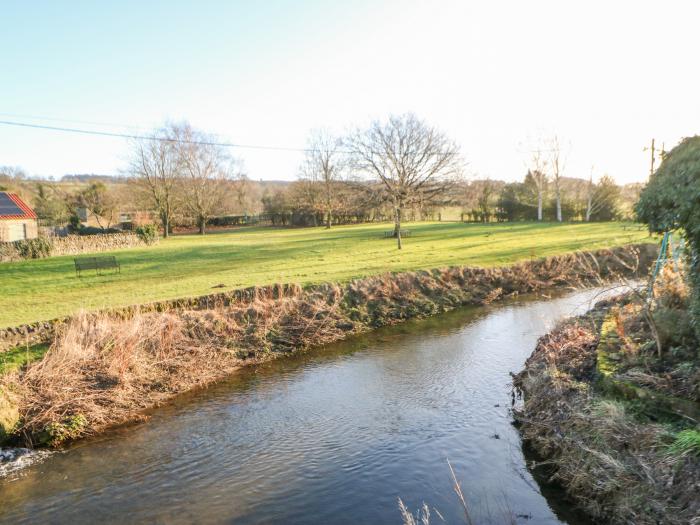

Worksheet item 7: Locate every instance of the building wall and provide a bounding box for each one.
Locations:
[0,219,39,242]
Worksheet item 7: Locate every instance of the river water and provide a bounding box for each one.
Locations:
[0,288,613,524]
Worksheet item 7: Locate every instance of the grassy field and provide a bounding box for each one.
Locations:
[0,221,652,327]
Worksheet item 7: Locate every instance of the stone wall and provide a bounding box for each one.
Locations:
[0,232,153,262]
[50,232,149,256]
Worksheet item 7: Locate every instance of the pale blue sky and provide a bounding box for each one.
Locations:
[1,0,699,183]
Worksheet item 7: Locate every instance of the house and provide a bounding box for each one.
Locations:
[75,207,155,230]
[75,206,113,229]
[0,192,38,242]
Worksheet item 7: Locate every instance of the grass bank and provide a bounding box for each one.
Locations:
[0,221,650,327]
[0,244,655,449]
[514,264,699,524]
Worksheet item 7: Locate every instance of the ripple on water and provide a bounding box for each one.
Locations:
[0,448,54,479]
[0,287,619,524]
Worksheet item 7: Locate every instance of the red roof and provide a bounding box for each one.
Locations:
[0,192,38,220]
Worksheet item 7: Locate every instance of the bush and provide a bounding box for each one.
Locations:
[0,243,18,262]
[76,226,122,236]
[637,136,700,336]
[14,237,53,259]
[0,238,53,261]
[68,215,81,230]
[135,224,159,245]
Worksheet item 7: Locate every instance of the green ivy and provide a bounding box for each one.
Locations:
[636,136,700,336]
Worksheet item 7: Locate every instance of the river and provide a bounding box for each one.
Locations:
[0,287,614,524]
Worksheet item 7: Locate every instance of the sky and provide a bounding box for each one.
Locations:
[1,0,699,184]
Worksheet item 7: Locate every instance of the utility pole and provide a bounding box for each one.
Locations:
[643,138,657,179]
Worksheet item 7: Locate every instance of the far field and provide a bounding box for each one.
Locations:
[1,221,653,327]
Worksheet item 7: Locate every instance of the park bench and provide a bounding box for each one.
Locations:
[383,229,411,238]
[74,256,120,277]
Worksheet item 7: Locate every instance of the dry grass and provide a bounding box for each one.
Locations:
[3,244,656,447]
[15,313,239,444]
[514,278,700,524]
[11,284,353,445]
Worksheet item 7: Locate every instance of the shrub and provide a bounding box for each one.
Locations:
[43,414,88,447]
[76,226,122,236]
[68,215,81,230]
[637,136,700,336]
[14,237,53,259]
[135,224,159,245]
[0,243,19,262]
[207,215,247,226]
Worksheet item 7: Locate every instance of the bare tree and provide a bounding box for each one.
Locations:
[74,181,118,229]
[0,165,27,182]
[231,172,254,216]
[299,129,345,228]
[128,125,182,238]
[529,148,548,221]
[176,123,236,235]
[548,136,567,222]
[586,173,621,221]
[346,114,462,249]
[477,178,496,222]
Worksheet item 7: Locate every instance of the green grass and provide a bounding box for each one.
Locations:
[0,343,50,374]
[668,429,700,458]
[0,221,652,327]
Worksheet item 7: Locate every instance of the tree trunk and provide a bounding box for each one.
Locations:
[325,209,331,229]
[394,206,402,250]
[537,191,543,221]
[585,173,594,222]
[162,212,170,239]
[199,216,205,235]
[586,197,592,222]
[555,186,562,222]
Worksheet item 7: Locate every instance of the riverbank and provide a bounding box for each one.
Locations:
[1,221,651,328]
[514,263,699,524]
[0,286,626,523]
[1,244,656,449]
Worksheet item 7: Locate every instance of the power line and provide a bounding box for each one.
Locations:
[0,112,144,131]
[0,119,315,153]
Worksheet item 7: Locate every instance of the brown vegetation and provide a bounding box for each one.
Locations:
[514,263,700,524]
[2,244,655,448]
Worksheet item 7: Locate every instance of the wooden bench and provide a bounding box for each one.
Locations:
[383,229,411,238]
[74,256,120,277]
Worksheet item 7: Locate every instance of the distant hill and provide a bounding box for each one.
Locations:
[61,174,125,182]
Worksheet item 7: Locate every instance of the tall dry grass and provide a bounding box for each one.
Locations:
[513,275,700,525]
[16,312,233,443]
[5,244,656,447]
[11,282,352,445]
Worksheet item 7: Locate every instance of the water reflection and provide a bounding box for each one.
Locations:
[0,288,611,524]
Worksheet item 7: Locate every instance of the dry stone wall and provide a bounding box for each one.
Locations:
[0,232,152,262]
[50,233,148,256]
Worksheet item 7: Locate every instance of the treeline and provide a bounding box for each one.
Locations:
[1,114,639,244]
[0,168,266,235]
[461,174,634,223]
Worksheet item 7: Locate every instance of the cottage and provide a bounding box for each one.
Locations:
[0,192,38,242]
